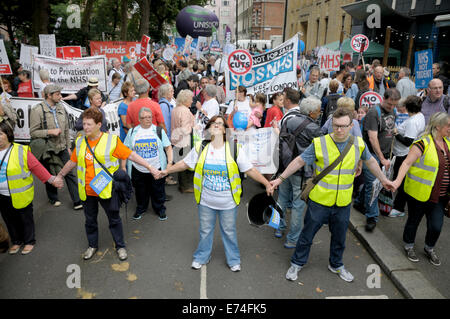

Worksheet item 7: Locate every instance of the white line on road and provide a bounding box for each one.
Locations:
[200,266,208,299]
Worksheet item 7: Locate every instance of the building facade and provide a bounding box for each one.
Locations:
[284,0,355,52]
[205,0,236,44]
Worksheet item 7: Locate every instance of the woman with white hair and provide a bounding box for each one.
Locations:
[392,112,450,266]
[38,69,51,98]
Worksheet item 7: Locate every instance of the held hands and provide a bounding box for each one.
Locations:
[269,178,282,192]
[381,178,396,192]
[51,175,64,189]
[265,183,274,197]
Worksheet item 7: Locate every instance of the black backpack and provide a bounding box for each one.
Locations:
[324,94,341,121]
[278,113,312,174]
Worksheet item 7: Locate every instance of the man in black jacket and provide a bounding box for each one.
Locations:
[62,77,107,110]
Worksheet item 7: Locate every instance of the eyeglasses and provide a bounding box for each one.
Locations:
[332,123,352,130]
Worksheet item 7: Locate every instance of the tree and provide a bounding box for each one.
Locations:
[120,0,128,41]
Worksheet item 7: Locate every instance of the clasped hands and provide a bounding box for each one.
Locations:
[51,175,64,189]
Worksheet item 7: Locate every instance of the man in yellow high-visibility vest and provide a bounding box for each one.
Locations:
[270,108,395,283]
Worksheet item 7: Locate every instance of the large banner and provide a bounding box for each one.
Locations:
[224,35,298,102]
[9,97,122,143]
[31,54,108,93]
[90,41,140,64]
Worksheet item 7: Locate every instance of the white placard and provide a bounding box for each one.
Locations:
[39,34,57,57]
[0,39,12,75]
[20,44,39,72]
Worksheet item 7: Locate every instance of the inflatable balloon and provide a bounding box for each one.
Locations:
[233,112,248,130]
[176,5,219,38]
[298,40,305,54]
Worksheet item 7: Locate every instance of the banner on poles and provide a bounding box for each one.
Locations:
[89,41,140,64]
[415,49,433,89]
[39,34,57,57]
[133,57,168,89]
[0,40,12,75]
[225,35,298,102]
[32,54,108,93]
[20,44,39,72]
[318,47,341,72]
[9,97,122,143]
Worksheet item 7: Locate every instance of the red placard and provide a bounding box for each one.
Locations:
[62,46,82,60]
[56,47,64,59]
[134,57,168,89]
[140,35,150,59]
[228,50,252,75]
[90,41,139,63]
[0,64,12,75]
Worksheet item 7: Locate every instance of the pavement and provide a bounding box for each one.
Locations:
[348,207,446,299]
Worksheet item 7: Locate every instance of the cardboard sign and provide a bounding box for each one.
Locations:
[19,44,39,72]
[415,49,433,89]
[318,47,340,72]
[133,57,168,89]
[0,40,12,75]
[39,34,57,57]
[351,34,369,53]
[62,46,82,60]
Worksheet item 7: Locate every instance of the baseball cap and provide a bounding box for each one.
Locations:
[87,77,99,86]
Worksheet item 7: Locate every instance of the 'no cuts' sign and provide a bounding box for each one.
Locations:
[228,50,252,75]
[359,91,383,109]
[351,34,369,53]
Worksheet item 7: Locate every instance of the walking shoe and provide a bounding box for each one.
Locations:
[284,241,297,249]
[159,213,168,221]
[73,202,83,210]
[424,248,441,266]
[274,229,283,238]
[50,200,61,207]
[328,265,354,282]
[83,247,97,260]
[285,263,302,281]
[117,248,128,261]
[230,264,241,272]
[405,247,419,262]
[132,213,143,220]
[191,261,202,270]
[388,209,405,218]
[365,217,377,232]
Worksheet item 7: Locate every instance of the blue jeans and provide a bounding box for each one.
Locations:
[193,204,240,267]
[291,200,351,269]
[278,175,306,244]
[355,155,380,221]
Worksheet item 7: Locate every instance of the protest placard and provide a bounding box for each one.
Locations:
[32,54,108,93]
[20,44,39,72]
[39,34,57,57]
[140,35,150,59]
[318,47,340,72]
[415,49,433,89]
[0,40,12,75]
[62,46,82,60]
[133,57,168,89]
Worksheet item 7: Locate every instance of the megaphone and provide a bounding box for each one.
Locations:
[247,192,284,227]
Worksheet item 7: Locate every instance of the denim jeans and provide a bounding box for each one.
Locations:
[193,204,240,267]
[291,199,351,269]
[278,174,306,244]
[355,155,380,221]
[403,195,445,249]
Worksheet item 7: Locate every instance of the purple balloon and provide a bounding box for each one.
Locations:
[176,5,219,38]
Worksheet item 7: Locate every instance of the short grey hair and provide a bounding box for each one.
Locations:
[400,67,411,77]
[138,107,152,119]
[158,83,173,100]
[134,79,150,95]
[299,97,321,116]
[204,84,217,98]
[176,89,194,107]
[39,69,49,81]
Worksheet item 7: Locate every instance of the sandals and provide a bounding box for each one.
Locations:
[165,176,178,185]
[8,245,21,255]
[21,245,34,255]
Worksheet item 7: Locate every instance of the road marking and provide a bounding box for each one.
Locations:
[200,266,208,299]
[326,295,388,299]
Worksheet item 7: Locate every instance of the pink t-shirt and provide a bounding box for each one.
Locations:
[249,106,263,128]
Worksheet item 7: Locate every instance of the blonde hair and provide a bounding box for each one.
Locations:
[337,97,355,111]
[88,88,102,102]
[422,112,450,139]
[176,89,194,107]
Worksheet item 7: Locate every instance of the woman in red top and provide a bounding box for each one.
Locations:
[17,71,34,98]
[264,92,284,128]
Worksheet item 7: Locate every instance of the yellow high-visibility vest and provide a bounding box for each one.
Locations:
[6,143,34,209]
[75,133,119,201]
[193,141,242,205]
[309,135,365,207]
[404,135,450,202]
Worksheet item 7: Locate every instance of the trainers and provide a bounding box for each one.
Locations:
[405,247,419,262]
[83,247,97,260]
[73,202,83,210]
[286,263,302,281]
[328,265,354,282]
[117,248,127,261]
[132,213,143,220]
[284,241,297,249]
[424,248,441,266]
[230,264,241,272]
[191,261,202,270]
[50,200,61,207]
[159,213,168,221]
[388,209,405,218]
[365,217,377,232]
[274,229,283,238]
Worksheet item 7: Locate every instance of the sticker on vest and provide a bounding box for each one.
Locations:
[89,170,112,195]
[202,163,230,192]
[267,205,281,229]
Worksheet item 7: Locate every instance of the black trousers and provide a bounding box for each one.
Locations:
[393,155,408,212]
[0,194,35,245]
[131,166,166,216]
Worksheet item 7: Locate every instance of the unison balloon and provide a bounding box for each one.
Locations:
[176,5,219,38]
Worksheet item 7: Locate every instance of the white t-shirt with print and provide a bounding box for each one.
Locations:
[131,127,161,172]
[225,98,252,119]
[184,143,253,210]
[201,98,220,119]
[393,112,426,157]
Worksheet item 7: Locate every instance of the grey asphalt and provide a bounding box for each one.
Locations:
[0,176,403,299]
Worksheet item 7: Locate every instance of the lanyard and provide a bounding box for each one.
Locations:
[0,144,13,170]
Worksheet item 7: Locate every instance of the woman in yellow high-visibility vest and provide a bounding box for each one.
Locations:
[0,121,63,255]
[161,115,273,272]
[393,112,450,267]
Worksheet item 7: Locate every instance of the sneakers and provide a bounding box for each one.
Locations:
[284,241,297,249]
[274,229,283,238]
[83,247,97,260]
[365,217,377,232]
[50,200,61,207]
[405,247,419,262]
[132,213,143,220]
[230,264,241,272]
[159,213,168,221]
[286,263,302,281]
[73,202,83,210]
[424,248,441,266]
[117,248,128,261]
[191,261,203,270]
[388,209,405,218]
[328,265,354,282]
